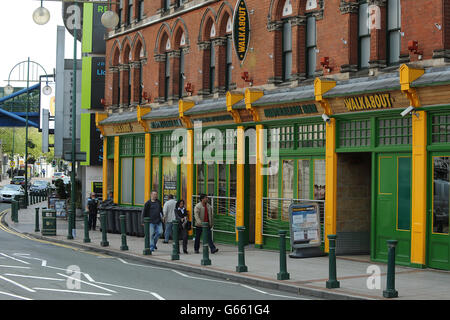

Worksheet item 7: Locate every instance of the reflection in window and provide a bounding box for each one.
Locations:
[298,160,310,199]
[314,159,326,200]
[267,161,279,219]
[207,163,215,196]
[433,157,450,234]
[152,157,159,195]
[134,157,145,205]
[121,158,133,204]
[282,160,294,221]
[197,164,205,194]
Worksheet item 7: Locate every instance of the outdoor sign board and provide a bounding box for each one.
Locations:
[40,79,55,131]
[54,200,67,217]
[232,0,250,62]
[288,203,324,258]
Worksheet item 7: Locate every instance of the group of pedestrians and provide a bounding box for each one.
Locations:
[141,191,218,254]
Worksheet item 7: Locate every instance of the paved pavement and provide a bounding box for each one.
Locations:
[2,201,450,300]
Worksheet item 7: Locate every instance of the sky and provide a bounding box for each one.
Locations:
[0,0,81,88]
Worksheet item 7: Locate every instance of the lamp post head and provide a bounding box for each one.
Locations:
[101,10,120,29]
[33,6,50,25]
[4,84,14,95]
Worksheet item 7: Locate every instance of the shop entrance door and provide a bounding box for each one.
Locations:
[428,155,450,270]
[374,153,412,264]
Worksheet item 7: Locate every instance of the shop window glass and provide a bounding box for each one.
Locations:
[431,115,450,144]
[152,157,160,194]
[267,161,279,220]
[433,157,450,234]
[162,157,177,203]
[314,159,326,200]
[207,163,215,196]
[378,117,412,145]
[134,157,145,205]
[282,160,294,221]
[121,158,133,204]
[298,159,310,199]
[197,164,205,194]
[181,164,187,203]
[282,20,292,81]
[339,119,371,147]
[306,16,316,78]
[217,164,227,215]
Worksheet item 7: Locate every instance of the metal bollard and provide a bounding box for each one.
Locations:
[67,208,74,240]
[201,222,211,266]
[171,220,179,260]
[143,217,151,255]
[83,211,91,243]
[277,230,290,280]
[34,207,40,232]
[120,214,128,251]
[383,240,399,298]
[10,201,16,223]
[326,234,340,289]
[100,211,109,246]
[14,200,19,223]
[236,226,248,272]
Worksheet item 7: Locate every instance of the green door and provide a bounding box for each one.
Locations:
[374,153,412,264]
[428,155,450,270]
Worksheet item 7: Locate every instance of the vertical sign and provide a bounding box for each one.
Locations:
[232,0,250,62]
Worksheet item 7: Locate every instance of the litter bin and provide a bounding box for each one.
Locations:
[42,208,56,236]
[126,209,133,236]
[132,208,144,237]
[106,207,115,233]
[113,207,121,234]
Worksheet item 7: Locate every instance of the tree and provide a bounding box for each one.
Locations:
[0,127,54,161]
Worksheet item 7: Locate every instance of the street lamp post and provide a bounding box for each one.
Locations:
[33,0,119,239]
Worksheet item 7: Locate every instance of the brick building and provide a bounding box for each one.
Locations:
[97,0,450,270]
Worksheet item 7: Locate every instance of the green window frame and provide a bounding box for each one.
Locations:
[431,114,450,145]
[107,136,115,159]
[267,121,325,152]
[338,119,372,148]
[378,116,412,146]
[119,134,146,206]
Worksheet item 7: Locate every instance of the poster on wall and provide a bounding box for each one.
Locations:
[163,157,177,203]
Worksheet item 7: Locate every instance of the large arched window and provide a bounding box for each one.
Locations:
[122,44,132,106]
[282,19,292,81]
[111,46,121,107]
[218,11,233,92]
[199,16,216,96]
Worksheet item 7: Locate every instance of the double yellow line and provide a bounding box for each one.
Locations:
[0,210,111,258]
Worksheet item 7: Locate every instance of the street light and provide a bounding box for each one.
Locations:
[33,0,119,240]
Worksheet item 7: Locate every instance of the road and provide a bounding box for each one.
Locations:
[0,203,311,301]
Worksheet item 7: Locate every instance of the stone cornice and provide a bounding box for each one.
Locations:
[339,1,359,14]
[267,21,284,32]
[154,53,166,62]
[197,41,211,51]
[368,0,387,6]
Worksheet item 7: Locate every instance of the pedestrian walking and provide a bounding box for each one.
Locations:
[175,199,190,254]
[194,194,218,254]
[86,192,99,231]
[141,191,163,252]
[163,194,177,243]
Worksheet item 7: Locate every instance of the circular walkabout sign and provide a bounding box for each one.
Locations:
[233,0,251,62]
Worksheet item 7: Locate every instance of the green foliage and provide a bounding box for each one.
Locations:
[0,127,54,161]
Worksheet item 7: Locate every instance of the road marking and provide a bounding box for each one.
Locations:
[12,255,47,267]
[94,281,153,294]
[4,274,65,282]
[83,273,94,282]
[0,275,36,293]
[0,253,30,265]
[240,284,267,294]
[116,258,169,271]
[56,273,117,294]
[33,288,112,296]
[0,265,31,269]
[150,292,165,300]
[0,290,33,300]
[240,284,309,300]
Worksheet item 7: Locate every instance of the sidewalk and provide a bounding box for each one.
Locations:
[2,201,450,300]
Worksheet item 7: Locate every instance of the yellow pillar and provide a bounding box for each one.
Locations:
[236,126,245,241]
[400,64,426,266]
[102,138,108,200]
[325,118,338,253]
[114,136,120,204]
[255,124,264,247]
[144,133,151,202]
[411,113,427,265]
[186,129,194,236]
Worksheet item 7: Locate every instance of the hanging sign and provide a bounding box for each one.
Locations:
[233,0,251,62]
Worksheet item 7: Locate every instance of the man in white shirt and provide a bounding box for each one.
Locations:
[163,194,177,243]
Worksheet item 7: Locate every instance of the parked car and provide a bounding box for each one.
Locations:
[0,184,25,203]
[10,176,28,188]
[30,180,50,194]
[52,172,65,184]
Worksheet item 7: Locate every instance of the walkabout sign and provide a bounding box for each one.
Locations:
[233,0,250,62]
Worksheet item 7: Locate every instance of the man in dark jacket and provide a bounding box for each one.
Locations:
[86,192,99,231]
[141,191,163,251]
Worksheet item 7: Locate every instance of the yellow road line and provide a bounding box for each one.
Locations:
[0,210,111,258]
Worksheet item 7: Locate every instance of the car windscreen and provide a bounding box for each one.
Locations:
[3,185,21,191]
[54,173,63,176]
[33,181,47,185]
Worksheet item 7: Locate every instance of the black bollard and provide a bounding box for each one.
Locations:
[383,240,398,298]
[201,222,211,266]
[120,214,128,251]
[326,234,340,289]
[34,207,40,232]
[83,211,91,243]
[277,230,290,280]
[100,211,109,247]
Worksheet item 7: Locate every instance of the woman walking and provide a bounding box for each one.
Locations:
[175,199,190,254]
